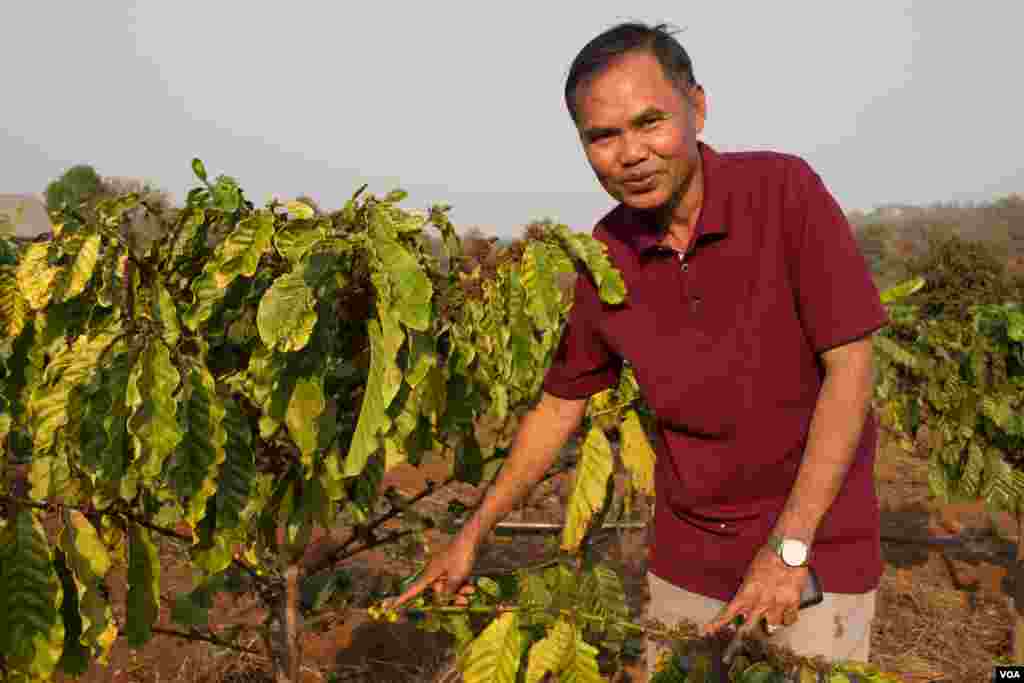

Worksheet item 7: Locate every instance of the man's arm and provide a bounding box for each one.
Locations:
[462,391,589,544]
[702,334,876,635]
[771,334,876,543]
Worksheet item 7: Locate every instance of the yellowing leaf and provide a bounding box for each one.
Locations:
[561,426,614,552]
[557,630,603,683]
[257,266,318,352]
[286,374,325,467]
[64,231,102,300]
[344,313,404,477]
[525,619,573,683]
[620,409,656,497]
[461,612,523,683]
[0,266,29,338]
[286,200,315,220]
[16,242,57,310]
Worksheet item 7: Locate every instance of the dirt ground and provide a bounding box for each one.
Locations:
[52,425,1016,683]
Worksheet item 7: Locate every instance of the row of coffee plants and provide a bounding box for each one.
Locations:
[0,159,922,682]
[871,283,1024,661]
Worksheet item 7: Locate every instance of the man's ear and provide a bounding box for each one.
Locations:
[691,84,707,134]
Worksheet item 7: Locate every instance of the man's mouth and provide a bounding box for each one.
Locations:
[622,173,657,189]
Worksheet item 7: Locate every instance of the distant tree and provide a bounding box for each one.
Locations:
[904,233,1019,318]
[99,176,176,255]
[44,164,103,212]
[855,222,893,274]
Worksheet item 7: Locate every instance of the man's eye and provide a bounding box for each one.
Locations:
[641,118,660,128]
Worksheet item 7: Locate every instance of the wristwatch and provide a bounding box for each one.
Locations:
[767,534,810,567]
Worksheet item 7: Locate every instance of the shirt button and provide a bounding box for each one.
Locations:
[682,262,689,272]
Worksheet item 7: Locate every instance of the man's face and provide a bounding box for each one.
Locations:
[574,50,706,213]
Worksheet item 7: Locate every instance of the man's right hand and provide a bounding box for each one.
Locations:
[386,530,481,609]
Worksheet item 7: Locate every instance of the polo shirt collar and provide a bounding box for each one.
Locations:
[618,141,730,255]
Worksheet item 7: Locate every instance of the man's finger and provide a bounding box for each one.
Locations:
[389,570,442,608]
[702,599,749,636]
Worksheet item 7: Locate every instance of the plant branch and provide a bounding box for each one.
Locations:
[307,449,576,576]
[151,626,265,658]
[0,494,267,585]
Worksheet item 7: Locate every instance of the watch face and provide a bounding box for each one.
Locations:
[781,539,808,566]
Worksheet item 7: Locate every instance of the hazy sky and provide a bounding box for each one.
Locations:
[3,2,1022,237]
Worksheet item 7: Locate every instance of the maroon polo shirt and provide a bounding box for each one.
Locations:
[542,141,889,602]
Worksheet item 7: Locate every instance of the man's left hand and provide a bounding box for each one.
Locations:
[701,544,808,637]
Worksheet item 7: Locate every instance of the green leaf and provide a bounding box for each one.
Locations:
[169,365,227,527]
[125,524,160,647]
[461,611,523,683]
[620,409,656,497]
[215,399,256,530]
[192,158,208,181]
[520,242,560,329]
[126,340,183,481]
[257,265,318,352]
[372,236,433,331]
[274,220,326,264]
[0,509,65,680]
[184,213,274,330]
[153,279,181,346]
[344,314,404,476]
[562,426,615,552]
[54,548,90,676]
[525,619,573,683]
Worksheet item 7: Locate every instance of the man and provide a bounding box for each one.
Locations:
[391,22,887,676]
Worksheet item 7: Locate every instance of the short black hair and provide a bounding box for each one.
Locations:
[565,22,697,123]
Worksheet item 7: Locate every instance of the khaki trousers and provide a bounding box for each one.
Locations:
[644,571,876,679]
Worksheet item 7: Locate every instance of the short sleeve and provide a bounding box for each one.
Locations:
[788,160,890,353]
[542,270,622,399]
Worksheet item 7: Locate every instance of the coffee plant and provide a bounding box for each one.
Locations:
[1,158,916,682]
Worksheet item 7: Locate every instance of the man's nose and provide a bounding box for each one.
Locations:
[619,133,648,166]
